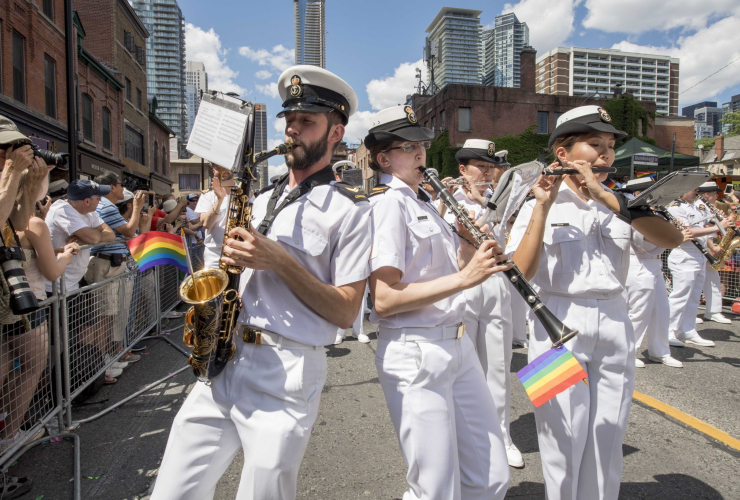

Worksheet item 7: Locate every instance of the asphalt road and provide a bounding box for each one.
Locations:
[12,304,740,499]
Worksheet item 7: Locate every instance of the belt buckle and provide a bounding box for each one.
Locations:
[243,328,262,345]
[456,322,465,339]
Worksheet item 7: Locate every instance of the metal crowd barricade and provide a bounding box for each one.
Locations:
[661,247,740,302]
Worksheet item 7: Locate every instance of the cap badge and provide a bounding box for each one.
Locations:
[487,144,495,157]
[598,107,612,123]
[404,105,417,124]
[290,75,303,98]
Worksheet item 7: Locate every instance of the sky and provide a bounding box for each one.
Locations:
[179,0,740,174]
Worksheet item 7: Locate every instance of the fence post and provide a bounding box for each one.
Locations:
[51,280,64,433]
[155,266,162,337]
[120,271,127,349]
[59,274,73,430]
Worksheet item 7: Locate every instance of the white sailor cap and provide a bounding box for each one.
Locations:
[618,177,654,193]
[698,181,720,193]
[549,105,628,148]
[455,139,503,165]
[495,149,510,166]
[364,105,434,147]
[277,65,358,124]
[332,160,355,174]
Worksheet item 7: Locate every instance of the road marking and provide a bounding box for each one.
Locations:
[633,391,740,452]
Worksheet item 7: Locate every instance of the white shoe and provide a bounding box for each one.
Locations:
[668,337,685,347]
[635,358,645,368]
[706,313,732,324]
[111,361,129,370]
[357,333,371,343]
[105,367,123,378]
[649,355,683,368]
[334,332,345,345]
[164,311,183,319]
[695,317,704,324]
[506,444,524,468]
[683,335,715,347]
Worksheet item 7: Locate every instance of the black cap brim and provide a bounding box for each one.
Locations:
[548,121,628,148]
[364,125,434,148]
[698,186,720,193]
[455,149,500,165]
[277,102,336,117]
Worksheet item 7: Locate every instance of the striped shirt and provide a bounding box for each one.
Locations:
[92,197,129,255]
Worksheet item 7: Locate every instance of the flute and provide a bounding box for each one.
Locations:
[542,167,617,176]
[421,167,578,347]
[443,179,494,187]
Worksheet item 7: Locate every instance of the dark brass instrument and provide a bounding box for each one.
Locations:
[179,132,293,382]
[696,195,740,270]
[422,168,578,347]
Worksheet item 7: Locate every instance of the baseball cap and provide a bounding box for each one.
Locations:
[0,115,31,146]
[162,199,179,213]
[48,179,69,201]
[186,193,199,201]
[67,179,111,201]
[118,189,135,204]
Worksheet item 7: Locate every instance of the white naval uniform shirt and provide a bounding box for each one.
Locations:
[237,179,372,347]
[630,230,665,260]
[667,199,709,252]
[369,173,466,328]
[508,182,633,299]
[443,187,492,225]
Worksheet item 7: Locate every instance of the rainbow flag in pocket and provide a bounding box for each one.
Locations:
[517,346,588,407]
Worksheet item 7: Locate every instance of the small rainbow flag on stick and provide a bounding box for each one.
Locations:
[635,171,657,179]
[127,231,189,274]
[517,346,588,407]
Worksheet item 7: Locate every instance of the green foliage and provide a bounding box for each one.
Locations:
[694,137,716,150]
[426,130,461,178]
[601,94,655,145]
[720,110,740,137]
[490,125,551,165]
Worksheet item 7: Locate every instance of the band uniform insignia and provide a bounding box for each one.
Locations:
[598,107,612,123]
[699,204,706,211]
[404,105,417,124]
[290,75,303,98]
[487,144,495,157]
[333,182,368,203]
[368,184,389,197]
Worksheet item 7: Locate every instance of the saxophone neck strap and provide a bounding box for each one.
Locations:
[257,165,335,236]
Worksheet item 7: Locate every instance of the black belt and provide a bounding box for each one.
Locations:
[92,253,125,266]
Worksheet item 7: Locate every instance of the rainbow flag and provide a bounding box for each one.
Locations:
[127,231,189,274]
[517,346,588,408]
[603,179,617,189]
[635,171,657,179]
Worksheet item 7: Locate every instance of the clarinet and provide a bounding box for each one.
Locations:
[697,195,740,238]
[651,206,719,266]
[422,168,578,347]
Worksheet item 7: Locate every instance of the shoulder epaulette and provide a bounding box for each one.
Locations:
[367,184,389,198]
[333,182,368,203]
[671,199,686,207]
[202,188,211,195]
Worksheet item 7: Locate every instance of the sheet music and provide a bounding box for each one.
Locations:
[186,96,251,171]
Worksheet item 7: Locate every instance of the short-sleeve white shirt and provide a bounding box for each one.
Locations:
[45,200,105,292]
[507,182,632,299]
[443,187,491,225]
[194,190,230,269]
[667,199,708,251]
[369,174,465,329]
[237,178,372,347]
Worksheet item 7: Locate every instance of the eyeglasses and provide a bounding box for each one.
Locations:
[382,141,432,154]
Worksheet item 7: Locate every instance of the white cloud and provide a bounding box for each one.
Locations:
[503,0,577,54]
[184,23,245,95]
[273,117,286,134]
[256,82,280,99]
[269,163,288,178]
[343,110,375,144]
[583,0,738,34]
[239,45,295,73]
[610,13,740,106]
[366,60,426,111]
[255,70,272,80]
[268,138,284,150]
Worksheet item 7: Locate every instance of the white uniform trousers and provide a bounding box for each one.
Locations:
[625,257,671,359]
[510,286,529,344]
[703,263,723,315]
[667,249,707,340]
[375,332,510,500]
[462,274,515,448]
[530,294,635,500]
[150,339,328,500]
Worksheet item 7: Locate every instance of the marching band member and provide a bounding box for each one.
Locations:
[151,66,372,500]
[667,186,731,348]
[696,182,732,324]
[507,106,682,500]
[365,106,511,500]
[444,140,524,468]
[621,179,683,368]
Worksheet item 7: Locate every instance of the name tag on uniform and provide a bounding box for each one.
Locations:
[551,223,570,227]
[417,216,428,221]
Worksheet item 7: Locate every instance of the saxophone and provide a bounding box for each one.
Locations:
[179,142,292,382]
[696,195,740,270]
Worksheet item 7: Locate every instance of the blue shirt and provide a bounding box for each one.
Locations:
[92,197,129,255]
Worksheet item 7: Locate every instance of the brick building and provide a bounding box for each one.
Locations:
[653,115,695,157]
[170,155,211,199]
[0,0,70,164]
[148,96,173,195]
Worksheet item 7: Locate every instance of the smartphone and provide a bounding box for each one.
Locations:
[148,193,154,207]
[725,184,734,195]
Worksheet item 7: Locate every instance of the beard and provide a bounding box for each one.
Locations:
[286,127,331,171]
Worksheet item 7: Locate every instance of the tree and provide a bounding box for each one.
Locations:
[600,94,656,145]
[694,137,715,150]
[426,130,461,179]
[720,110,740,137]
[491,125,551,166]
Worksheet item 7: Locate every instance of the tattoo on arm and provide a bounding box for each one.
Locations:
[525,220,534,236]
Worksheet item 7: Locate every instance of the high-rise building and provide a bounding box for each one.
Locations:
[294,0,325,68]
[682,101,717,118]
[425,8,483,90]
[694,106,724,138]
[535,47,679,116]
[253,104,269,189]
[132,0,187,139]
[185,61,208,138]
[482,13,529,88]
[721,94,740,134]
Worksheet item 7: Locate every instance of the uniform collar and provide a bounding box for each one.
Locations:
[381,173,423,200]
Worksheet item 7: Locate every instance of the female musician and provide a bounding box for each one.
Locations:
[507,105,682,500]
[365,105,511,499]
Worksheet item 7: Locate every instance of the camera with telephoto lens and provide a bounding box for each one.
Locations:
[31,145,69,170]
[0,245,39,315]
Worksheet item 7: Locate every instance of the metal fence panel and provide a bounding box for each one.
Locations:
[661,248,740,301]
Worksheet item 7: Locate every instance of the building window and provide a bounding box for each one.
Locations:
[125,78,132,101]
[440,110,445,131]
[137,89,142,110]
[124,31,134,52]
[179,174,200,191]
[431,116,436,134]
[153,140,158,173]
[81,94,93,141]
[135,45,146,66]
[458,107,471,132]
[44,55,56,118]
[42,0,54,19]
[125,125,144,164]
[162,146,167,175]
[102,107,111,151]
[537,111,549,134]
[12,31,25,103]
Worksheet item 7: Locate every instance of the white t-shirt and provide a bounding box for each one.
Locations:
[194,191,230,269]
[45,200,105,292]
[185,206,202,246]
